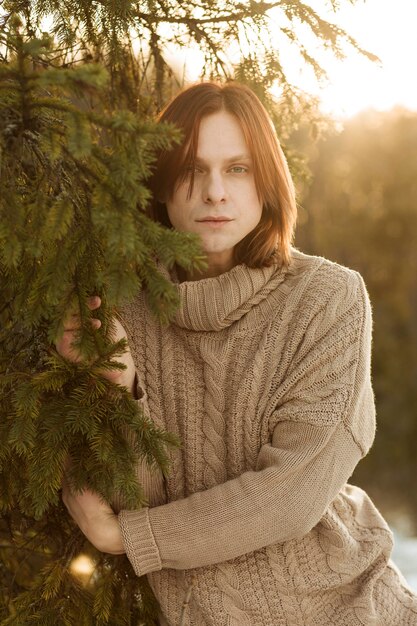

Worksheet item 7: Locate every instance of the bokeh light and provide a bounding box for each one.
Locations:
[69,554,95,583]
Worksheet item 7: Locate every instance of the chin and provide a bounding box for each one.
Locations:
[203,247,234,257]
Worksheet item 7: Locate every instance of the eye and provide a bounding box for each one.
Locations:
[229,166,248,174]
[184,165,203,176]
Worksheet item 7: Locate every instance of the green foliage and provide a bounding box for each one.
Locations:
[296,108,417,529]
[0,21,201,625]
[0,508,159,624]
[0,27,204,324]
[1,0,375,118]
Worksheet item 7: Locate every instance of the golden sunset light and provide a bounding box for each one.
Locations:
[166,0,417,119]
[298,0,417,117]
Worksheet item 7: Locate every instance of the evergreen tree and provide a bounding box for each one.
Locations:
[0,19,206,625]
[0,2,376,623]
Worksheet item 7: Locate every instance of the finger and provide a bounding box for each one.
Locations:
[60,319,101,338]
[63,317,100,330]
[62,298,101,331]
[87,296,101,310]
[62,311,80,330]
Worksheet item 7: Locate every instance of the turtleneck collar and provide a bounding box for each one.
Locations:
[157,259,289,332]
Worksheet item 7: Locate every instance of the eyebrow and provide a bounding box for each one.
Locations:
[194,154,252,165]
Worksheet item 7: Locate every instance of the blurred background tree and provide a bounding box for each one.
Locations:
[0,0,390,623]
[295,108,417,532]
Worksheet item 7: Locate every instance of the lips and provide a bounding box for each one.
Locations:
[197,216,233,222]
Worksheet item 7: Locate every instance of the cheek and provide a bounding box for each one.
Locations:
[165,201,177,227]
[166,182,192,221]
[248,193,263,226]
[166,197,185,229]
[240,179,262,215]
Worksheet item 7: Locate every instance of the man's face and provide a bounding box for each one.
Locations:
[166,110,263,275]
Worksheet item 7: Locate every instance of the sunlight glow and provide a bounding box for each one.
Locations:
[302,0,417,117]
[26,1,417,119]
[69,554,95,579]
[163,0,417,119]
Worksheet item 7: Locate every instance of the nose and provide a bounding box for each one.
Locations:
[202,171,227,204]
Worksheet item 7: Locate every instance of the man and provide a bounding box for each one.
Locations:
[60,82,417,625]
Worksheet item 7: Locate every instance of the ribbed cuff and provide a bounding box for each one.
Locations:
[118,508,162,577]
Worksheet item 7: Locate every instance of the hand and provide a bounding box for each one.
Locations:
[55,296,136,394]
[62,476,125,555]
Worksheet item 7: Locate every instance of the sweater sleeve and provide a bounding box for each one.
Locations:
[112,308,167,512]
[111,376,167,514]
[118,269,376,576]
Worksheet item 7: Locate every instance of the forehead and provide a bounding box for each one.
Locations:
[195,110,251,161]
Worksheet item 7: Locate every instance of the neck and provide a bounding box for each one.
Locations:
[177,251,236,282]
[177,262,236,282]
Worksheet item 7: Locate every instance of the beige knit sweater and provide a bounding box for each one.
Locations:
[117,248,417,626]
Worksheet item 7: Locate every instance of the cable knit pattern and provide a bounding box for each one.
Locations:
[215,563,251,625]
[118,248,417,625]
[160,329,186,501]
[200,338,228,489]
[266,542,309,626]
[172,262,285,331]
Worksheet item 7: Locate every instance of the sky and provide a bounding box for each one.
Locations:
[173,0,417,119]
[293,0,417,118]
[29,0,417,119]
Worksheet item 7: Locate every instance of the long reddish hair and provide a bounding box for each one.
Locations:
[149,82,297,268]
